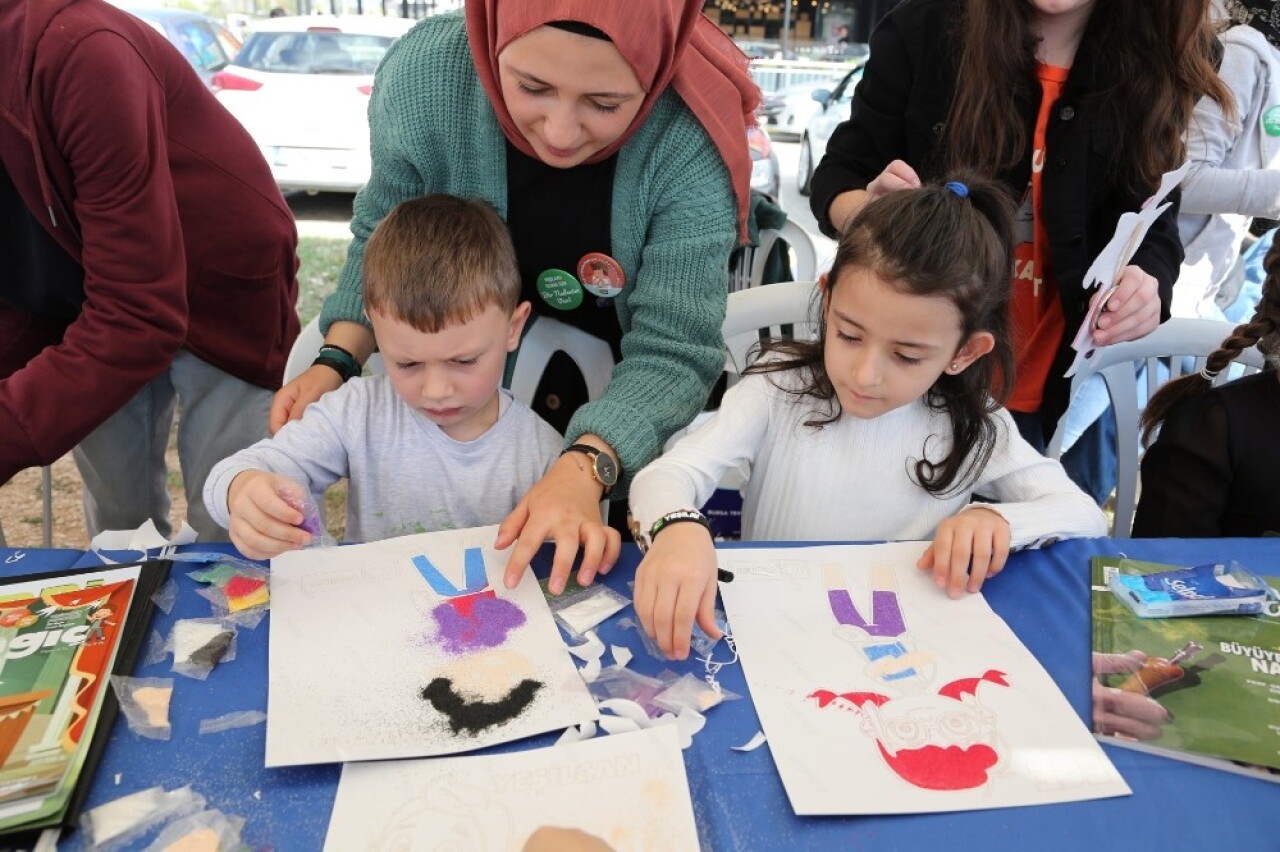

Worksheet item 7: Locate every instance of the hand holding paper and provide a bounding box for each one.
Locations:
[1066,161,1191,377]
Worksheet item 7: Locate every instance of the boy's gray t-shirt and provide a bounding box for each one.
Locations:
[204,378,562,542]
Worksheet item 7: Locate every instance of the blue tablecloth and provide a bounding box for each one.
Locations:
[3,537,1276,850]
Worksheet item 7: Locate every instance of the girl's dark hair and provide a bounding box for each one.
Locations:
[1140,237,1280,445]
[945,0,1231,198]
[747,173,1017,496]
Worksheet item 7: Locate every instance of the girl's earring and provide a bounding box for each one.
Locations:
[949,361,960,373]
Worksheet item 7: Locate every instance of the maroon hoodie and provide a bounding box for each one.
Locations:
[0,0,299,481]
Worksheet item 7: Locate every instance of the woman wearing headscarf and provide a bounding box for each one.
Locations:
[269,1,759,591]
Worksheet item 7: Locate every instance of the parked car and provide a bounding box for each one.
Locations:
[797,65,864,196]
[212,15,416,194]
[748,124,780,200]
[114,4,241,88]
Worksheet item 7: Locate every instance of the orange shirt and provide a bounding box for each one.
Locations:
[1007,63,1069,413]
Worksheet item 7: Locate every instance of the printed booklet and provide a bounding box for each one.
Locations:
[1091,556,1280,783]
[0,561,170,838]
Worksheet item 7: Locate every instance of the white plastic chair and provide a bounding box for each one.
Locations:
[283,316,383,384]
[1046,318,1265,538]
[507,315,614,407]
[722,279,823,374]
[728,220,821,293]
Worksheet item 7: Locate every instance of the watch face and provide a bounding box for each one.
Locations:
[594,452,619,486]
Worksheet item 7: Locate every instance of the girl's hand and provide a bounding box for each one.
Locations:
[916,507,1010,598]
[226,470,312,559]
[867,159,922,201]
[633,522,721,660]
[497,452,621,595]
[1091,265,1161,346]
[269,364,342,434]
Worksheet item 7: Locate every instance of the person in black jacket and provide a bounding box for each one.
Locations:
[1133,236,1280,538]
[809,0,1229,504]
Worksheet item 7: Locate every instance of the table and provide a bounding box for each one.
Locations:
[3,537,1276,850]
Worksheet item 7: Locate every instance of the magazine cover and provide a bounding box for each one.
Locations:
[1091,556,1280,782]
[0,564,157,835]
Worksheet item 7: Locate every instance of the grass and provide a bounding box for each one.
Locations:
[296,236,352,326]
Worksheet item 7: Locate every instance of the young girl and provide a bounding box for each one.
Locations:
[1133,237,1280,538]
[630,176,1108,659]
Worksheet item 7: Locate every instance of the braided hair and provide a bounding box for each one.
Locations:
[1140,235,1280,446]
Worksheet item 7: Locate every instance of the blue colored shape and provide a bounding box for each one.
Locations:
[410,547,488,597]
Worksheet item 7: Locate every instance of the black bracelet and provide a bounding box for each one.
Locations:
[650,509,711,542]
[318,343,358,361]
[316,345,361,380]
[313,354,359,382]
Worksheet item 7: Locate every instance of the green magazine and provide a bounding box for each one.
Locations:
[1090,556,1280,783]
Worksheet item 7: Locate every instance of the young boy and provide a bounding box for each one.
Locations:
[204,195,561,558]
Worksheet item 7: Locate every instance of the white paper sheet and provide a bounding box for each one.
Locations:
[1066,161,1192,377]
[324,725,699,851]
[266,527,599,767]
[718,542,1130,815]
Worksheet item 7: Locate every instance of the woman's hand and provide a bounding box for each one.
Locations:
[827,160,920,234]
[1091,265,1161,346]
[269,364,342,434]
[633,522,721,660]
[226,470,313,559]
[916,506,1011,598]
[866,158,922,200]
[497,446,621,595]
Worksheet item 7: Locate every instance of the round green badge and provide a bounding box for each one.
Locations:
[536,268,584,311]
[1265,105,1280,137]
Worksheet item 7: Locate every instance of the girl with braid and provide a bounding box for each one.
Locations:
[1133,238,1280,537]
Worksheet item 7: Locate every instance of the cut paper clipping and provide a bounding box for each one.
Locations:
[324,725,698,852]
[718,542,1130,815]
[1066,161,1192,378]
[266,527,599,767]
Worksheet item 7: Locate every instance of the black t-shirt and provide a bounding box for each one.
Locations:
[0,160,84,321]
[505,141,621,433]
[1133,370,1280,538]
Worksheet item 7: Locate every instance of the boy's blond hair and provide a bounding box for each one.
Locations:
[363,195,520,331]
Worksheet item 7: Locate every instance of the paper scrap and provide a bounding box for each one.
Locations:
[611,645,633,669]
[198,711,268,735]
[732,731,768,752]
[1066,161,1192,377]
[91,519,198,556]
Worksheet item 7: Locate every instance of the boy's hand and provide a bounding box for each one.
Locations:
[633,523,721,661]
[916,507,1010,598]
[497,453,621,594]
[226,471,313,560]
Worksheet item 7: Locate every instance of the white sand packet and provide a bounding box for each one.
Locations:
[110,676,174,740]
[142,809,245,852]
[79,785,206,851]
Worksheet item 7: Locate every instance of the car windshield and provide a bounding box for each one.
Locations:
[234,31,397,75]
[172,20,232,73]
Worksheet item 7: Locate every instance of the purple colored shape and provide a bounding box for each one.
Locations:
[432,596,526,654]
[828,589,906,638]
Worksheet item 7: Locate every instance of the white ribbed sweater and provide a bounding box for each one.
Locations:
[630,370,1108,546]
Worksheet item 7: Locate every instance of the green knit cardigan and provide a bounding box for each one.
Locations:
[321,13,739,491]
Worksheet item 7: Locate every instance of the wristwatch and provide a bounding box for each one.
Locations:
[561,444,618,497]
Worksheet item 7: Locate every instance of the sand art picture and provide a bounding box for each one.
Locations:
[718,541,1130,815]
[266,526,598,767]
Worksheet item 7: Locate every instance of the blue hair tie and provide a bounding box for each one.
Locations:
[944,180,969,198]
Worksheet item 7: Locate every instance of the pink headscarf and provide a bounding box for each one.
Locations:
[465,0,761,241]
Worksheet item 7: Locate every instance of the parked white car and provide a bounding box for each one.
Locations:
[797,66,864,197]
[213,15,415,194]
